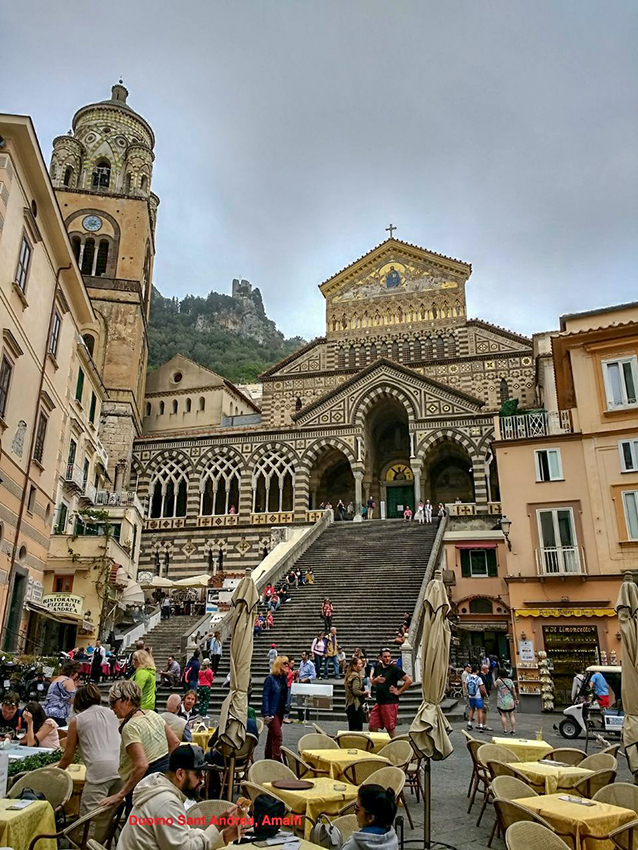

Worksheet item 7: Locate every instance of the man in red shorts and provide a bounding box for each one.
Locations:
[369,648,412,738]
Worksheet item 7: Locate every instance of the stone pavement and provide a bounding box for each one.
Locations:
[253,711,630,850]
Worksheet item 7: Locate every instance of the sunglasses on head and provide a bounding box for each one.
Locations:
[3,701,16,707]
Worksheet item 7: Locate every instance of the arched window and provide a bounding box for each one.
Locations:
[125,173,132,193]
[141,175,148,192]
[391,340,399,360]
[252,449,295,514]
[448,334,457,358]
[82,334,95,357]
[95,240,109,276]
[71,236,81,262]
[81,238,95,275]
[63,166,73,187]
[403,340,410,362]
[348,346,356,369]
[145,402,151,416]
[295,396,302,411]
[380,341,388,358]
[172,399,178,414]
[436,335,445,359]
[200,450,241,516]
[149,457,189,518]
[186,398,192,413]
[92,159,111,189]
[499,378,509,404]
[199,396,205,411]
[159,401,165,415]
[359,344,367,365]
[423,337,433,359]
[337,348,345,369]
[469,598,493,615]
[370,342,378,361]
[413,338,422,361]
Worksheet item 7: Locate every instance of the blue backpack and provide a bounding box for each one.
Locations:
[467,675,479,697]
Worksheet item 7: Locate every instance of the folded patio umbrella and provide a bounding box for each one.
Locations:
[616,574,638,776]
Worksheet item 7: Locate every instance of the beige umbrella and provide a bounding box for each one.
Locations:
[616,574,638,776]
[120,579,145,606]
[217,568,259,798]
[409,569,454,850]
[141,575,175,588]
[173,574,211,587]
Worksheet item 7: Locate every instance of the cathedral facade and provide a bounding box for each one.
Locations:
[133,239,535,578]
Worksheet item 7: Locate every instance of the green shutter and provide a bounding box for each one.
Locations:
[89,392,97,423]
[461,550,471,577]
[487,549,498,577]
[75,368,84,402]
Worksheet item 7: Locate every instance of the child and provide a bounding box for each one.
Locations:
[197,658,214,717]
[265,611,274,630]
[403,506,413,521]
[268,643,278,669]
[337,645,347,675]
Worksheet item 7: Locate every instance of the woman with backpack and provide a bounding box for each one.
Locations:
[495,667,519,734]
[183,649,201,692]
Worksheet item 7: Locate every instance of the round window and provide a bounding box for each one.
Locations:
[18,544,27,563]
[173,372,183,383]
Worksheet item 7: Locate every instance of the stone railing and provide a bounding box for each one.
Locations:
[180,510,334,653]
[198,514,240,528]
[250,511,294,525]
[96,490,145,514]
[446,502,503,516]
[498,410,574,441]
[116,605,161,651]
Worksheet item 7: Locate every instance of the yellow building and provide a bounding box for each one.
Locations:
[494,302,638,706]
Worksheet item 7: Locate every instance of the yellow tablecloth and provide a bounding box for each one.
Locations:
[336,731,391,754]
[512,793,637,850]
[514,761,594,794]
[65,763,86,817]
[0,798,57,850]
[191,729,216,751]
[490,736,552,762]
[302,748,391,780]
[240,841,323,850]
[264,777,358,839]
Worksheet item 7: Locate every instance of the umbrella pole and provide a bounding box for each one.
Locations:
[226,754,236,802]
[424,757,431,850]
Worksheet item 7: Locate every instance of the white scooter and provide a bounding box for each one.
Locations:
[556,665,623,740]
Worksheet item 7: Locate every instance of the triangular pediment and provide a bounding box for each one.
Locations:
[319,238,471,306]
[293,358,484,428]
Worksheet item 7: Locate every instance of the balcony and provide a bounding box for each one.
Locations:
[95,490,144,515]
[64,463,85,490]
[81,480,97,504]
[48,533,134,570]
[535,546,586,577]
[499,410,574,441]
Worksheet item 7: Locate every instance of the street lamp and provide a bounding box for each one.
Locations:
[500,515,512,551]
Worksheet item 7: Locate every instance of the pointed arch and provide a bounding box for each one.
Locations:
[198,447,243,516]
[250,444,297,513]
[148,454,190,518]
[352,381,419,427]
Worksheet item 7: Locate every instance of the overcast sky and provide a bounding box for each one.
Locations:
[4,1,637,340]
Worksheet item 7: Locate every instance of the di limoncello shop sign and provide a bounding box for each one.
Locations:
[41,593,84,616]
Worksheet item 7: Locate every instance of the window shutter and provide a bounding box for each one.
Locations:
[461,550,471,577]
[487,549,498,577]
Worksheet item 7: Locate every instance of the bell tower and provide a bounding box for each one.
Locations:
[50,83,159,485]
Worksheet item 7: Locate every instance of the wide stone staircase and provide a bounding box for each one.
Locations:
[103,520,463,723]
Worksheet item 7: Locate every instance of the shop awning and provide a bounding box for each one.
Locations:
[455,542,498,550]
[26,601,82,625]
[516,607,616,618]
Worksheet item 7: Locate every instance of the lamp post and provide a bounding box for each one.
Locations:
[500,515,512,551]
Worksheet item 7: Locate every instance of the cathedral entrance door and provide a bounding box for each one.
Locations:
[386,484,415,519]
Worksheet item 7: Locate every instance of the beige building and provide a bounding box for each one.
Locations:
[494,302,638,705]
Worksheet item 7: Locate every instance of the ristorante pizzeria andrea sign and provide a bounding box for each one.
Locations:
[41,594,84,616]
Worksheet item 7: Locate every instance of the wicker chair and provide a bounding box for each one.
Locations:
[281,746,325,778]
[579,753,618,772]
[343,758,392,785]
[505,821,571,850]
[9,767,74,815]
[240,781,290,809]
[593,782,638,814]
[27,804,117,850]
[477,744,521,766]
[312,722,333,737]
[298,733,339,753]
[331,815,359,842]
[377,740,413,769]
[339,766,406,816]
[207,732,258,798]
[87,843,108,850]
[494,800,556,843]
[609,818,638,850]
[335,733,374,752]
[248,759,296,786]
[572,768,617,799]
[544,748,587,765]
[601,744,622,758]
[486,760,527,781]
[487,777,538,847]
[187,799,235,821]
[467,739,491,815]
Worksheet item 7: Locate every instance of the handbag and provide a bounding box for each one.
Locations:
[310,814,345,850]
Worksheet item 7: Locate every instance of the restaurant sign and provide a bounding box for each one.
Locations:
[41,593,83,616]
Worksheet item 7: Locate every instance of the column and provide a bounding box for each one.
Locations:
[238,467,253,525]
[472,455,489,510]
[353,471,363,523]
[413,467,422,506]
[294,468,311,522]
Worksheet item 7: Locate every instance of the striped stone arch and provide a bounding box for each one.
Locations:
[352,382,420,427]
[300,437,357,471]
[140,448,195,480]
[128,455,143,490]
[195,445,246,475]
[415,428,479,463]
[247,441,300,468]
[476,428,497,456]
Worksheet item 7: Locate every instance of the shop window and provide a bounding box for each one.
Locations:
[460,548,497,577]
[54,575,73,593]
[469,598,492,614]
[603,356,638,410]
[623,491,638,540]
[535,448,563,482]
[619,439,638,472]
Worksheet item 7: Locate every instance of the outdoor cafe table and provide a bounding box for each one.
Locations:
[0,797,57,850]
[512,793,637,850]
[263,776,358,840]
[490,736,552,762]
[191,729,216,751]
[513,761,594,794]
[336,730,391,754]
[301,748,391,780]
[240,840,323,850]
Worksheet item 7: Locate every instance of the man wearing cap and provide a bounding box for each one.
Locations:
[116,744,242,850]
[369,647,412,739]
